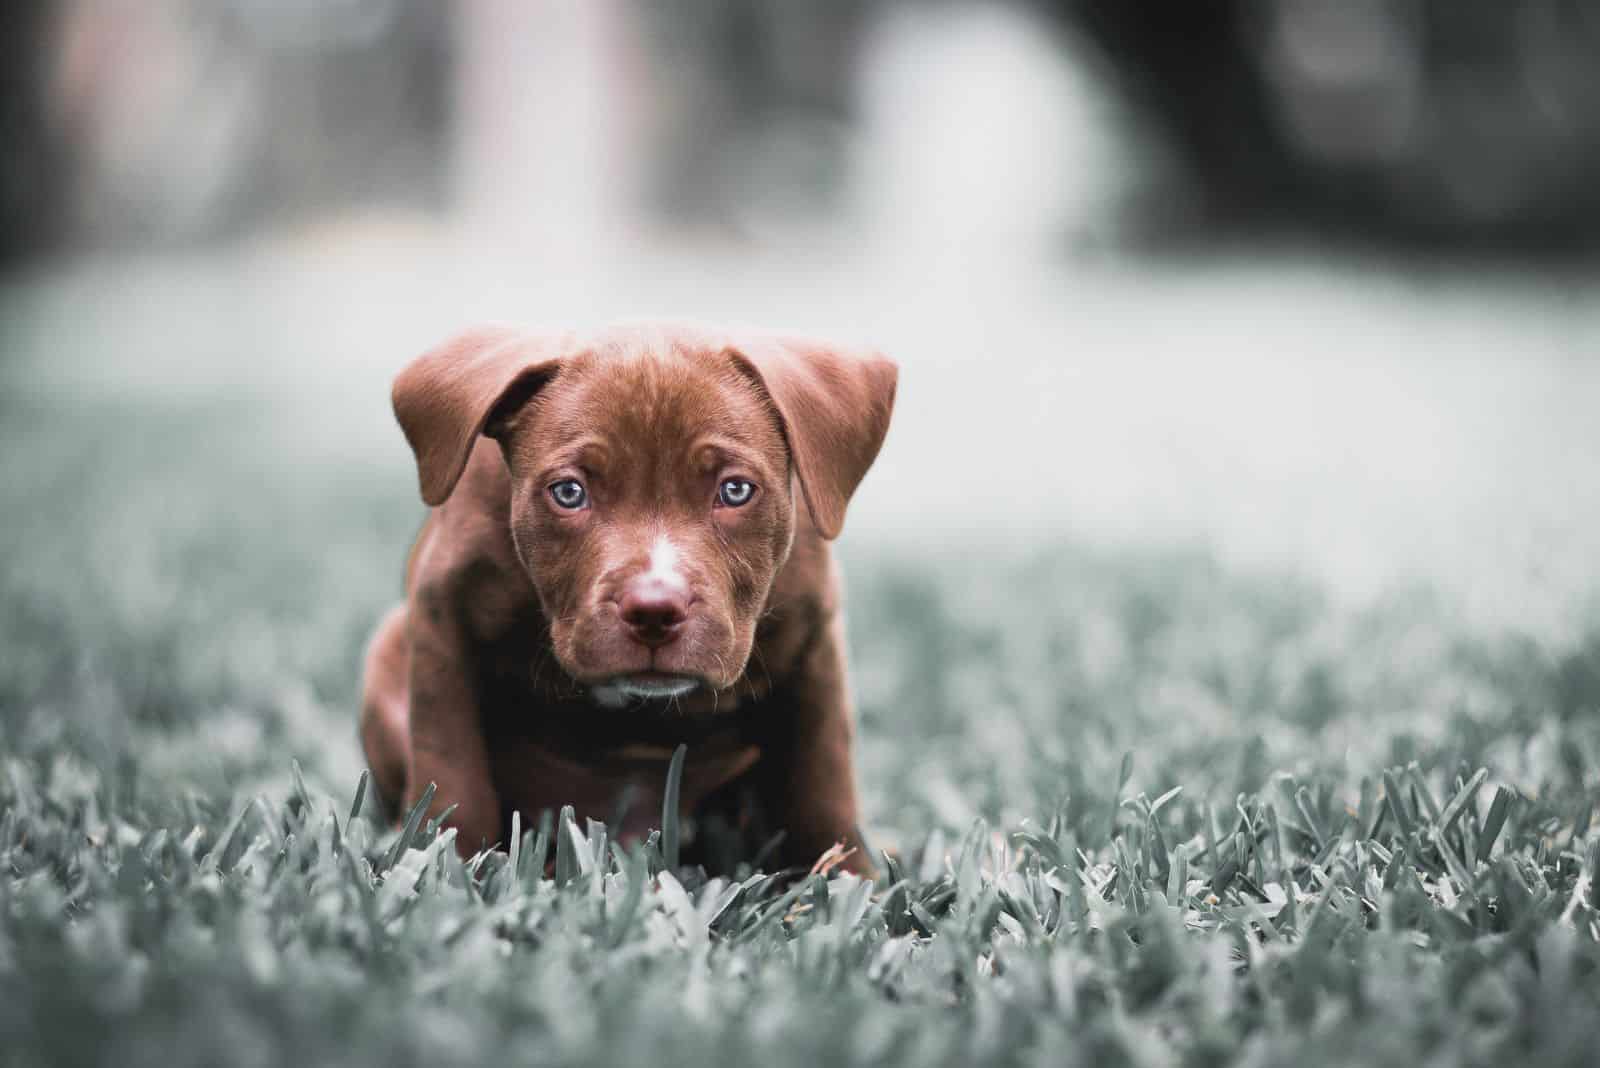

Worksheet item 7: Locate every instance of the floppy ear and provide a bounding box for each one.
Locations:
[728,335,898,540]
[392,325,572,506]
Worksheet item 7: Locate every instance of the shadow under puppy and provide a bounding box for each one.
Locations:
[360,323,896,876]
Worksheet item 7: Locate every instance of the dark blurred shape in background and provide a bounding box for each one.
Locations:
[1065,0,1600,251]
[5,0,1599,266]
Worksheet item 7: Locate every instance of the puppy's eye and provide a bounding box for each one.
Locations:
[548,479,588,510]
[717,478,755,508]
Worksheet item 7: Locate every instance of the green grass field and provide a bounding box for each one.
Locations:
[3,259,1600,1067]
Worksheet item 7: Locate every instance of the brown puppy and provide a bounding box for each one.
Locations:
[359,323,896,875]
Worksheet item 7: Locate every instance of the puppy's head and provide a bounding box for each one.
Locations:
[392,324,896,704]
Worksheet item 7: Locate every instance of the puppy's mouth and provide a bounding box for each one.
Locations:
[588,672,702,707]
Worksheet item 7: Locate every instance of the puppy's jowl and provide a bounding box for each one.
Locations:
[360,324,896,875]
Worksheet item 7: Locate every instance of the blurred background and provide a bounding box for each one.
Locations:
[12,0,1600,258]
[2,0,1598,834]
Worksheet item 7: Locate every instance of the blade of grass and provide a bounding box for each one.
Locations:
[1167,842,1189,903]
[507,809,522,883]
[423,802,459,842]
[1436,768,1488,836]
[201,800,253,874]
[383,782,436,874]
[662,743,687,872]
[290,759,313,813]
[609,847,650,946]
[1382,769,1414,838]
[1294,786,1326,851]
[555,805,580,886]
[1150,785,1183,816]
[1586,837,1600,911]
[1109,751,1134,840]
[1475,787,1514,865]
[1406,765,1442,825]
[348,769,369,824]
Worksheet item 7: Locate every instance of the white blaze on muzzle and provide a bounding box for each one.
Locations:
[644,534,688,593]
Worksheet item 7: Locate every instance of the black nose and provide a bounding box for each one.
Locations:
[618,578,689,647]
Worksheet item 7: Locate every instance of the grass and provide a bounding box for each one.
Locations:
[3,371,1600,1067]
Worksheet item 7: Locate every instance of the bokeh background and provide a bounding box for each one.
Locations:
[3,0,1599,839]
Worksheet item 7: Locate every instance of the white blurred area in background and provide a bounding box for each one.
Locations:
[7,0,1599,634]
[851,3,1127,260]
[453,1,640,252]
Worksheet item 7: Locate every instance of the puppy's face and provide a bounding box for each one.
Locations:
[391,323,897,707]
[497,347,794,700]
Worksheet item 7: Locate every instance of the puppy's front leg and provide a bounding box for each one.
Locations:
[766,613,875,878]
[406,611,502,857]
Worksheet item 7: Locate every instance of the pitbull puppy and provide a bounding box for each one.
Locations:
[359,323,896,875]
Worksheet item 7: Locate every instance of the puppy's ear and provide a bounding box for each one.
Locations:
[728,336,898,539]
[392,326,572,506]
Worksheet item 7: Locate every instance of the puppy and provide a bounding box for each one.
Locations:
[359,323,896,875]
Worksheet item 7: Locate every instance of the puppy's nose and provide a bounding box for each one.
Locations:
[618,579,689,647]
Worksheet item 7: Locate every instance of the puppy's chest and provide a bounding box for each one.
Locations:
[471,606,815,837]
[481,698,771,841]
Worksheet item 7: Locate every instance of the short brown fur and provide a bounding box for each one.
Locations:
[360,323,896,874]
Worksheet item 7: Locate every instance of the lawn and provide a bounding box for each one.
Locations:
[2,252,1600,1067]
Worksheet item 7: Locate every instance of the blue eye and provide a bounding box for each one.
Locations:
[548,479,588,509]
[717,478,755,507]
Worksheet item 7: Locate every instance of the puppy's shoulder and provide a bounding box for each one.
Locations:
[407,441,530,637]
